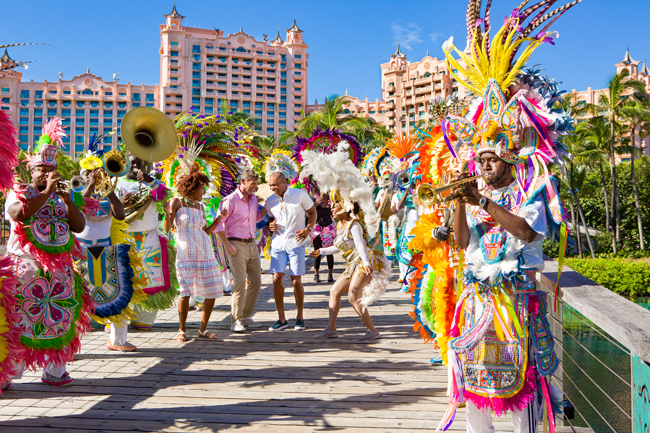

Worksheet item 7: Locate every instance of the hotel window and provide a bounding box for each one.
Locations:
[90,110,99,117]
[294,54,302,59]
[20,90,30,98]
[117,110,126,117]
[170,68,179,73]
[205,106,213,114]
[193,45,201,53]
[294,111,301,117]
[49,90,57,95]
[171,60,178,65]
[279,104,286,110]
[192,97,200,104]
[192,89,201,96]
[218,90,226,95]
[19,126,29,134]
[295,79,302,84]
[90,127,99,135]
[294,87,301,92]
[171,51,179,57]
[256,93,263,98]
[61,109,71,117]
[219,46,226,51]
[295,71,302,76]
[33,127,42,136]
[280,79,286,86]
[230,100,239,108]
[266,119,274,126]
[118,92,127,96]
[20,108,29,116]
[193,54,200,61]
[105,91,113,96]
[281,96,286,102]
[118,102,126,109]
[280,63,286,70]
[280,88,286,95]
[75,127,84,135]
[192,79,200,87]
[63,90,71,95]
[279,120,286,127]
[132,103,140,107]
[47,108,57,116]
[268,86,275,91]
[35,90,43,99]
[20,117,29,125]
[279,112,286,119]
[281,71,286,78]
[171,85,178,90]
[132,93,141,102]
[255,110,262,117]
[243,101,251,108]
[20,100,28,107]
[193,72,201,79]
[267,111,274,117]
[104,102,112,108]
[193,63,201,70]
[255,102,263,109]
[103,118,113,126]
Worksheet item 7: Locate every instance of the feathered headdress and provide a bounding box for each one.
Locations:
[29,116,66,168]
[0,101,19,190]
[441,1,580,199]
[264,149,299,182]
[299,141,381,238]
[160,111,255,198]
[78,131,116,172]
[293,127,363,166]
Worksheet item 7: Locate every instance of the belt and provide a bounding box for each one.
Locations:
[227,237,255,243]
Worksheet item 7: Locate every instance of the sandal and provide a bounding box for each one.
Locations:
[197,330,218,339]
[176,331,187,342]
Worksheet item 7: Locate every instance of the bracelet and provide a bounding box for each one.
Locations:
[479,196,489,210]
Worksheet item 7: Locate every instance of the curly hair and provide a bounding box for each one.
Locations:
[176,164,209,198]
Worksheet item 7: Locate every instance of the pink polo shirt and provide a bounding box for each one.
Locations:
[216,186,264,239]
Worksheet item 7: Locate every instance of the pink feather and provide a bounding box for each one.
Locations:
[0,102,19,191]
[41,116,67,147]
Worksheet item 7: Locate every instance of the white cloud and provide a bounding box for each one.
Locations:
[429,32,444,44]
[391,21,423,51]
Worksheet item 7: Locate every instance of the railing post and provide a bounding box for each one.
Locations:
[632,354,650,432]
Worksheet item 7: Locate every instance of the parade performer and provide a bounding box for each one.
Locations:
[0,102,24,392]
[301,142,391,341]
[75,139,146,352]
[311,192,336,284]
[165,164,226,341]
[5,117,93,386]
[117,154,176,330]
[431,2,578,431]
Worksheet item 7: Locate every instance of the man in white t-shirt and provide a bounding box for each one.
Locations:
[265,172,317,331]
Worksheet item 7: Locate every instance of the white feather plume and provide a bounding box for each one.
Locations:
[299,141,381,238]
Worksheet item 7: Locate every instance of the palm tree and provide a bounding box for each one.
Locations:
[281,95,371,144]
[581,116,612,235]
[621,99,650,250]
[561,127,596,258]
[597,70,647,253]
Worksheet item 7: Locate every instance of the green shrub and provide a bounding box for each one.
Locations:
[565,257,650,299]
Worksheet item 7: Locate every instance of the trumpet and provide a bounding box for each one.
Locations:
[57,176,87,194]
[417,175,484,207]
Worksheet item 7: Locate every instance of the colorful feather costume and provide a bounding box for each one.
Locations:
[0,103,24,392]
[429,2,581,430]
[5,117,94,372]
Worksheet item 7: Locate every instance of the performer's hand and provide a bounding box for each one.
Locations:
[120,192,136,205]
[295,227,310,242]
[135,169,153,184]
[459,184,482,207]
[88,168,101,188]
[432,226,450,242]
[309,249,321,258]
[45,172,60,195]
[56,184,72,205]
[361,266,372,276]
[269,221,278,232]
[225,241,237,256]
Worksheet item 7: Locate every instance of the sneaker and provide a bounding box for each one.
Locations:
[107,342,137,352]
[269,320,290,331]
[430,355,443,366]
[359,330,381,341]
[314,274,320,283]
[41,372,73,387]
[315,328,338,339]
[241,317,261,328]
[397,278,404,284]
[294,319,306,330]
[230,320,246,333]
[327,275,334,283]
[223,289,232,296]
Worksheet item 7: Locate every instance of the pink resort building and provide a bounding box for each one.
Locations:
[307,45,467,135]
[570,47,650,158]
[0,4,308,157]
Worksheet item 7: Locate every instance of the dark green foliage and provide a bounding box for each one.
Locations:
[565,257,650,299]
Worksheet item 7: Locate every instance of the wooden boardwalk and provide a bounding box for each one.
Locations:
[0,257,515,432]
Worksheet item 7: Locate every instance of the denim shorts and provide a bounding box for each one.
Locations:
[270,245,306,276]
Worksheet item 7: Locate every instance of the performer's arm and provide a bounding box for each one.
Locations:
[8,172,59,222]
[164,198,180,233]
[108,192,125,221]
[397,189,409,210]
[461,184,538,243]
[296,205,317,242]
[350,222,372,271]
[205,209,228,235]
[57,185,86,233]
[453,203,471,249]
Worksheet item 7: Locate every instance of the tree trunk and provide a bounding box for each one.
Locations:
[568,164,582,259]
[630,125,645,250]
[598,161,610,235]
[609,119,618,254]
[575,195,596,259]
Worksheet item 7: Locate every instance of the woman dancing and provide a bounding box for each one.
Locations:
[165,164,226,341]
[299,142,391,341]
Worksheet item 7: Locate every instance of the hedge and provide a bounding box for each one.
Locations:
[564,258,650,299]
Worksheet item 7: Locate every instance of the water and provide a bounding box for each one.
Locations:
[563,297,650,433]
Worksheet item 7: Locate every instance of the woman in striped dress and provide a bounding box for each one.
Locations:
[165,164,226,341]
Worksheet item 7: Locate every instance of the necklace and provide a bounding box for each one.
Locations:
[183,197,200,207]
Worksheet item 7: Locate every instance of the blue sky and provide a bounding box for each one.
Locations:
[3,0,649,104]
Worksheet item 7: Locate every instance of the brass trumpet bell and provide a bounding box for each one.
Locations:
[417,184,437,207]
[417,175,484,207]
[70,175,87,193]
[103,150,130,177]
[396,171,410,188]
[121,106,177,163]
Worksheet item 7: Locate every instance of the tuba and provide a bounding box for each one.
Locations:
[119,107,177,223]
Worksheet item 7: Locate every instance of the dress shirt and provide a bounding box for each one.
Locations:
[216,186,264,239]
[265,187,314,250]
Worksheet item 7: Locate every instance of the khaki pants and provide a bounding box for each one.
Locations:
[228,240,262,322]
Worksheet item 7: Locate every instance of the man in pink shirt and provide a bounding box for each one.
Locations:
[216,169,267,332]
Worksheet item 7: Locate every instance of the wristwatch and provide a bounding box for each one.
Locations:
[479,196,489,210]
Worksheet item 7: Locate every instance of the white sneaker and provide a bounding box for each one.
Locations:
[230,320,246,333]
[241,317,261,328]
[360,330,381,341]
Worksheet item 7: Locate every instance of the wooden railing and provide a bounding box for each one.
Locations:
[536,257,650,433]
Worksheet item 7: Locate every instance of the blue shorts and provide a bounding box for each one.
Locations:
[270,245,306,276]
